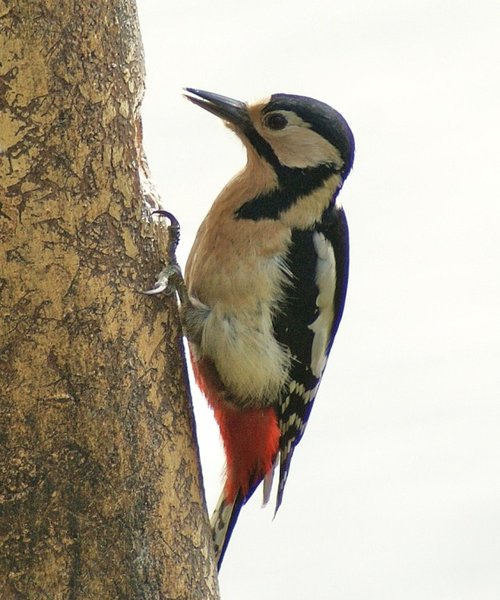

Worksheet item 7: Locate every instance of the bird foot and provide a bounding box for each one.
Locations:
[143,210,189,304]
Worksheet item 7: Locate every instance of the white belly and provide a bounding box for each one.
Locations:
[196,255,291,407]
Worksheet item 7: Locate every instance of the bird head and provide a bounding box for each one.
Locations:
[184,88,354,181]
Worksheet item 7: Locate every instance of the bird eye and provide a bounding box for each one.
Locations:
[264,113,288,130]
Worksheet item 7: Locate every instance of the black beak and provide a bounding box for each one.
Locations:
[184,88,249,129]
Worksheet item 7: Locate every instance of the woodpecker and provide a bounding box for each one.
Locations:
[148,88,354,570]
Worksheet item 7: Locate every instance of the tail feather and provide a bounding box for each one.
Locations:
[275,444,296,515]
[263,454,278,506]
[211,470,272,570]
[211,490,245,570]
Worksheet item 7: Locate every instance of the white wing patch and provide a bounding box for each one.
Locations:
[308,232,336,377]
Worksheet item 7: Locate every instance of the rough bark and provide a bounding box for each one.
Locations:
[0,1,219,598]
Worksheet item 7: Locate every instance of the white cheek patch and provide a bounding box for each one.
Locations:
[272,128,343,169]
[308,232,336,377]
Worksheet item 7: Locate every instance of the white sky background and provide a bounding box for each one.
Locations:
[137,1,500,598]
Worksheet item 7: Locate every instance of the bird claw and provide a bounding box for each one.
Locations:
[151,209,180,231]
[143,283,168,295]
[143,264,183,296]
[142,209,189,302]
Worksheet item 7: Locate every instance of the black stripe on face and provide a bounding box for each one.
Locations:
[235,162,339,221]
[242,127,281,171]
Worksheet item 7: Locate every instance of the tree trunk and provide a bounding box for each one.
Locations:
[0,1,219,598]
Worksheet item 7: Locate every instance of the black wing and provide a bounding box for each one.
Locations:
[273,202,349,512]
